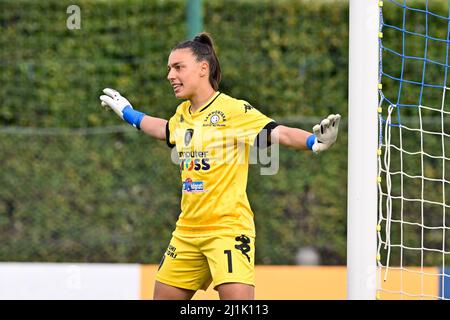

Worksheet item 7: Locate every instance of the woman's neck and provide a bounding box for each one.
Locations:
[189,88,217,113]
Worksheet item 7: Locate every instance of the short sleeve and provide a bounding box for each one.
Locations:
[233,102,278,146]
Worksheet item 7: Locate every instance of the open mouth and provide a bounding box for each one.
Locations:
[172,83,183,92]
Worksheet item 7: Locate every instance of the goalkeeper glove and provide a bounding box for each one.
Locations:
[99,88,145,129]
[306,114,341,153]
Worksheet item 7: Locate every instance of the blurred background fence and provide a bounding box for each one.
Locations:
[0,0,351,264]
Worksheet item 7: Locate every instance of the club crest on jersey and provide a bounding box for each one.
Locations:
[203,110,226,127]
[184,129,194,146]
[180,114,184,123]
[182,178,206,193]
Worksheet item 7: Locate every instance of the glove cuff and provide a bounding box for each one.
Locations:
[306,134,316,150]
[123,105,145,129]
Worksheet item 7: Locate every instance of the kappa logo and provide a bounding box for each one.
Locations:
[235,235,251,263]
[184,129,194,146]
[244,103,254,113]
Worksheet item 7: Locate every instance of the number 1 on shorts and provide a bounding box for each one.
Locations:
[224,250,233,273]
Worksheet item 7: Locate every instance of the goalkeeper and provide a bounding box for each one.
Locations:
[99,32,340,300]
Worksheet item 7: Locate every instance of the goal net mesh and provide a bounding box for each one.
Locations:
[378,0,450,300]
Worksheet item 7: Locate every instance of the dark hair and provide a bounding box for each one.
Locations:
[172,32,221,91]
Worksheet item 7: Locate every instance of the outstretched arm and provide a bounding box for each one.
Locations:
[271,125,312,150]
[140,116,167,140]
[99,88,167,141]
[271,114,341,152]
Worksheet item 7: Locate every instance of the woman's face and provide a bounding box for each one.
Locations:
[167,48,207,99]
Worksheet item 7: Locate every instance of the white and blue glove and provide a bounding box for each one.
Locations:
[99,88,145,129]
[306,114,341,153]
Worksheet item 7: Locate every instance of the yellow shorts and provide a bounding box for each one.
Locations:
[156,233,255,291]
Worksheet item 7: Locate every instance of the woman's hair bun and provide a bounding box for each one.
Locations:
[193,32,213,47]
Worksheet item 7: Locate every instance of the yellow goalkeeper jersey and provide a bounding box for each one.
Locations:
[166,92,277,237]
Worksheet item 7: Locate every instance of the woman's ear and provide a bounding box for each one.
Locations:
[200,61,209,77]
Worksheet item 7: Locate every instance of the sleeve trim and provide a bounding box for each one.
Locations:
[165,122,176,148]
[255,121,279,148]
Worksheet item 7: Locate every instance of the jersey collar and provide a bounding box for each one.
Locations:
[189,91,221,115]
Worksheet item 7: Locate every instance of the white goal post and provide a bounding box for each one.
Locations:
[347,0,379,300]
